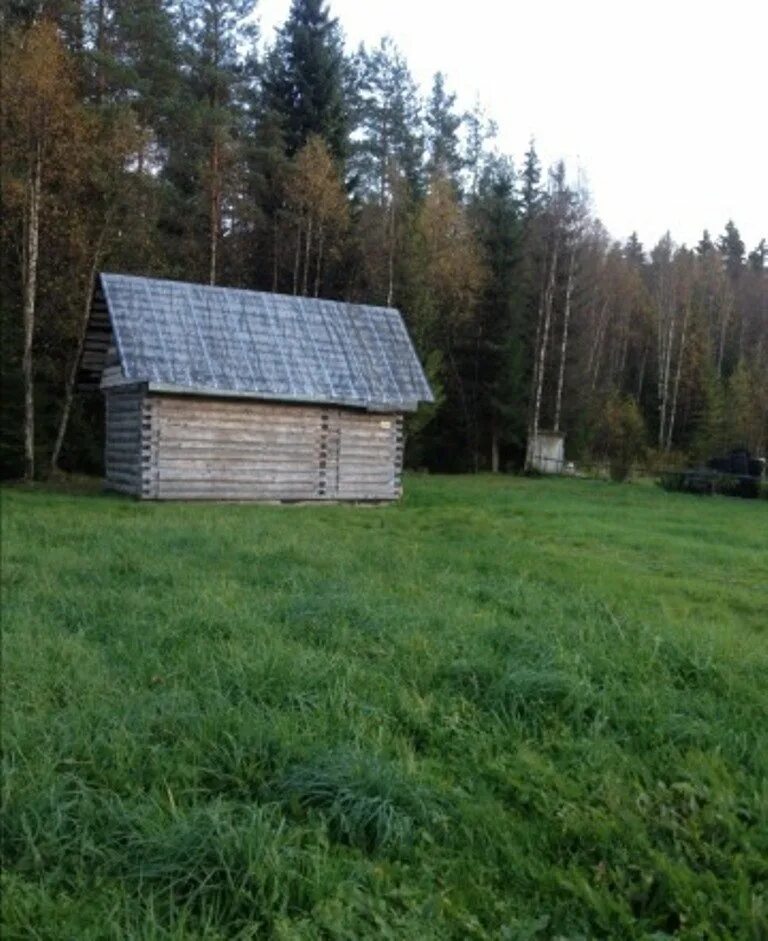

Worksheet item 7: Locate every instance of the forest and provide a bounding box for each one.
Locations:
[2,0,767,480]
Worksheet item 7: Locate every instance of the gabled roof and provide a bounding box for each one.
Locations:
[81,274,433,412]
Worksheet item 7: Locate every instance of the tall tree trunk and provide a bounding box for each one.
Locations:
[386,201,395,307]
[527,268,548,436]
[302,215,313,297]
[553,247,575,433]
[446,341,474,471]
[313,225,324,298]
[526,240,558,469]
[95,0,106,104]
[271,217,279,293]
[292,221,301,295]
[636,344,648,401]
[666,302,691,452]
[717,296,731,377]
[588,300,609,391]
[209,138,220,285]
[658,312,675,448]
[587,297,608,389]
[490,423,499,473]
[617,308,631,390]
[51,242,106,472]
[22,143,42,481]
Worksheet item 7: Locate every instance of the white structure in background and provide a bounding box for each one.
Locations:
[526,431,565,474]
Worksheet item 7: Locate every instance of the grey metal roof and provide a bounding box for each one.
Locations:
[96,274,433,411]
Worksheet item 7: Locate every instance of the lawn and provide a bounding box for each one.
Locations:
[1,475,766,939]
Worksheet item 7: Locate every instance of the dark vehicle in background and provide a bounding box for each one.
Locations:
[660,448,766,499]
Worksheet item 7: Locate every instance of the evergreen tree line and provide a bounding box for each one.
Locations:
[2,0,766,480]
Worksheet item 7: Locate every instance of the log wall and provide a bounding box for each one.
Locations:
[104,389,403,501]
[104,386,147,495]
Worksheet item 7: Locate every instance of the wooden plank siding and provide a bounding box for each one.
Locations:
[103,389,404,501]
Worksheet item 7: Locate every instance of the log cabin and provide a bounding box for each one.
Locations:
[78,274,433,501]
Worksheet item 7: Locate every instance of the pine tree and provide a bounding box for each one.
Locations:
[263,0,346,160]
[168,0,256,283]
[349,37,423,201]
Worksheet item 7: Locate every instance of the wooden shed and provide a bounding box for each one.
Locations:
[79,274,433,501]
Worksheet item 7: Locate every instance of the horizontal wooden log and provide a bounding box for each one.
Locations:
[154,483,321,499]
[106,418,142,430]
[106,453,141,467]
[153,416,325,437]
[106,410,143,422]
[338,445,395,457]
[152,412,321,427]
[154,418,322,436]
[154,433,323,452]
[107,386,141,396]
[337,492,395,501]
[105,470,137,482]
[106,428,143,442]
[339,467,395,478]
[155,466,318,483]
[153,399,327,420]
[105,415,139,425]
[106,401,143,414]
[153,445,327,462]
[106,433,142,446]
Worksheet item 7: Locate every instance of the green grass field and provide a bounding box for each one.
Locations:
[2,476,766,939]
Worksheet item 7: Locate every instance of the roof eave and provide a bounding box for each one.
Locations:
[145,382,425,413]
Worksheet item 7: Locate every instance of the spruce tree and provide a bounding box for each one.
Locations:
[717,219,745,281]
[748,238,766,272]
[624,231,645,267]
[696,228,714,256]
[263,0,347,159]
[464,97,496,199]
[425,72,463,184]
[521,138,542,220]
[472,156,527,467]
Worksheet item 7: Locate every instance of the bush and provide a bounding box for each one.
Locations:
[595,394,647,482]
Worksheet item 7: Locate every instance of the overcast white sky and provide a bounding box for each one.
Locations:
[257,0,767,253]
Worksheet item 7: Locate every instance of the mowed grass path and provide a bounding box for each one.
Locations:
[2,476,766,939]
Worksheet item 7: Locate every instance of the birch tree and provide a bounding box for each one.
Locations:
[651,233,676,449]
[50,111,140,472]
[665,248,694,451]
[526,162,570,469]
[286,135,348,297]
[1,22,86,479]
